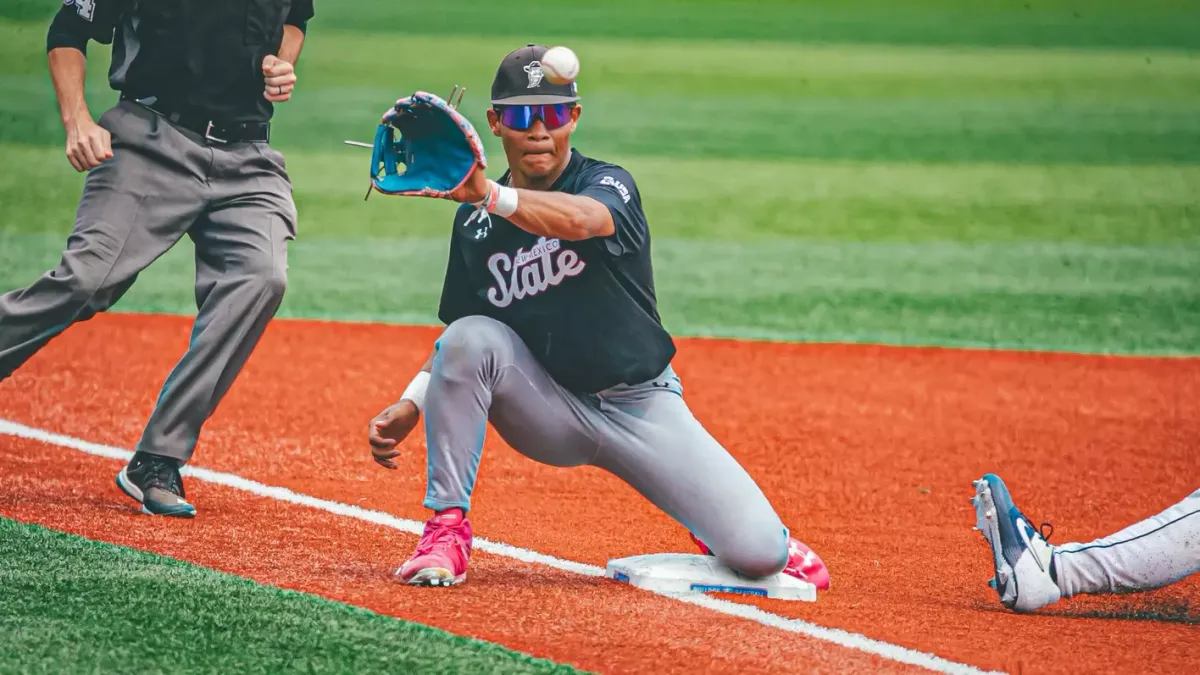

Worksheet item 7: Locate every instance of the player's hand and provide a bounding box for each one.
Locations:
[368,400,420,469]
[64,116,113,172]
[262,54,296,102]
[448,163,490,204]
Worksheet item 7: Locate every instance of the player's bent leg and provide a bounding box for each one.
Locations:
[421,315,603,511]
[399,315,607,586]
[589,373,830,587]
[1053,487,1200,599]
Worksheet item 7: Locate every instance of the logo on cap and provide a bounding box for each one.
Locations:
[524,61,544,89]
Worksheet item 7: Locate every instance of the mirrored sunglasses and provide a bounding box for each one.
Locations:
[495,104,573,130]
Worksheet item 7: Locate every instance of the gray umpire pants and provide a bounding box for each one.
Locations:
[423,315,792,579]
[0,100,295,463]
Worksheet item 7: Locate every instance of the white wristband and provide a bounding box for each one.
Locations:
[400,370,430,412]
[486,180,519,218]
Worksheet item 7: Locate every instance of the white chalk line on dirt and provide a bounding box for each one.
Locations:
[0,418,1000,675]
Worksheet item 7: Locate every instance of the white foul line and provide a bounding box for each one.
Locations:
[0,418,1000,675]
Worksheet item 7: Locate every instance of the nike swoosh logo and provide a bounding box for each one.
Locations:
[1015,517,1047,572]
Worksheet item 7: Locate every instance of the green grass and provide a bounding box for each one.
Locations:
[6,27,1200,164]
[0,517,585,675]
[4,231,1193,354]
[11,0,1200,50]
[0,1,1198,355]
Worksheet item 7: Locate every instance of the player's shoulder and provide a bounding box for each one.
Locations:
[573,151,640,201]
[575,151,636,182]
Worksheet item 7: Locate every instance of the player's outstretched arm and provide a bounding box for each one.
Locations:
[368,348,435,468]
[452,172,615,242]
[501,189,615,241]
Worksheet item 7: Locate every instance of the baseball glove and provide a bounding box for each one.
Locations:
[368,90,487,199]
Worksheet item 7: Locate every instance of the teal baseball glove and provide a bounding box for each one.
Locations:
[368,89,487,199]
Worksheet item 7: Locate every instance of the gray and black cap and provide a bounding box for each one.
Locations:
[490,43,581,105]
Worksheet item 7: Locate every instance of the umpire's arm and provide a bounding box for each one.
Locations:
[263,1,315,103]
[46,1,118,172]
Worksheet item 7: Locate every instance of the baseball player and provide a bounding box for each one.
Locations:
[0,1,314,518]
[972,473,1199,612]
[367,44,832,589]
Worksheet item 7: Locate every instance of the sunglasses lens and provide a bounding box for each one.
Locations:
[500,106,534,129]
[498,104,572,130]
[540,104,571,128]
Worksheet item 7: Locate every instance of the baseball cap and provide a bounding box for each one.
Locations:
[490,43,581,105]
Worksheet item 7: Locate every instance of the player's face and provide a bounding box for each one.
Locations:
[488,104,582,182]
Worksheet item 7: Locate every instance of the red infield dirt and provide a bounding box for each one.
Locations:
[1,313,1197,674]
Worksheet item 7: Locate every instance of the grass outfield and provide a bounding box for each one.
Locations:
[1,2,1199,354]
[0,517,585,674]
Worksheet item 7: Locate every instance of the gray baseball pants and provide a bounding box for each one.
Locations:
[0,100,295,463]
[1054,488,1200,597]
[423,315,792,578]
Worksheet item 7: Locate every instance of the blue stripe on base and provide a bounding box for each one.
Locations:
[689,583,768,597]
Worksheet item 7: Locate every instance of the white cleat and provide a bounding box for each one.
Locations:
[971,473,1062,613]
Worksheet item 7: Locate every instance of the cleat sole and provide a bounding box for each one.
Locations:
[398,567,466,587]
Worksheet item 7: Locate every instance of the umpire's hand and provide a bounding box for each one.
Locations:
[65,116,113,173]
[262,54,296,102]
[368,400,421,469]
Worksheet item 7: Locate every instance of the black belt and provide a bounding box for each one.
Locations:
[122,95,270,144]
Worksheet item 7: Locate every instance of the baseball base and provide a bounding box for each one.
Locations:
[605,553,818,601]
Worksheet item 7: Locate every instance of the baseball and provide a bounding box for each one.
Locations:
[541,46,580,85]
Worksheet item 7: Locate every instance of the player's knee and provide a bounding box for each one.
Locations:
[436,315,511,374]
[715,528,789,579]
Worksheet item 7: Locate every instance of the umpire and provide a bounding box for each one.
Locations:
[0,1,315,518]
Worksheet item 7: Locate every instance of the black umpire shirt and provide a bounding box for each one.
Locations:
[47,1,315,124]
[438,149,677,395]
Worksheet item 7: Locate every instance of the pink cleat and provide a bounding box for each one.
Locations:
[395,508,472,586]
[783,537,831,591]
[690,532,832,591]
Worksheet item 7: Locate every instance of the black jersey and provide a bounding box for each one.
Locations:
[437,149,676,394]
[47,1,315,124]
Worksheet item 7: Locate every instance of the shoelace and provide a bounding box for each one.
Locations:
[415,524,465,555]
[140,457,184,497]
[1039,522,1054,542]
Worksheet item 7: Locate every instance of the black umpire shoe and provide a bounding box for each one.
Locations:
[116,452,196,518]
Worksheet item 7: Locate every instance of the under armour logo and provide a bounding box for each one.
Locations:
[465,207,492,240]
[524,61,544,88]
[788,540,815,567]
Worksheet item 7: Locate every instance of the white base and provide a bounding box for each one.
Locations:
[605,553,817,602]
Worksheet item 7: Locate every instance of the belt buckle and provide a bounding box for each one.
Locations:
[204,121,228,144]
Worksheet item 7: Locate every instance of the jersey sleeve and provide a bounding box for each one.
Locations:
[577,164,648,256]
[437,218,489,326]
[286,0,315,32]
[47,0,121,54]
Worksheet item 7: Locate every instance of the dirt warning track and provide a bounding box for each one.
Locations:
[1,313,1197,674]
